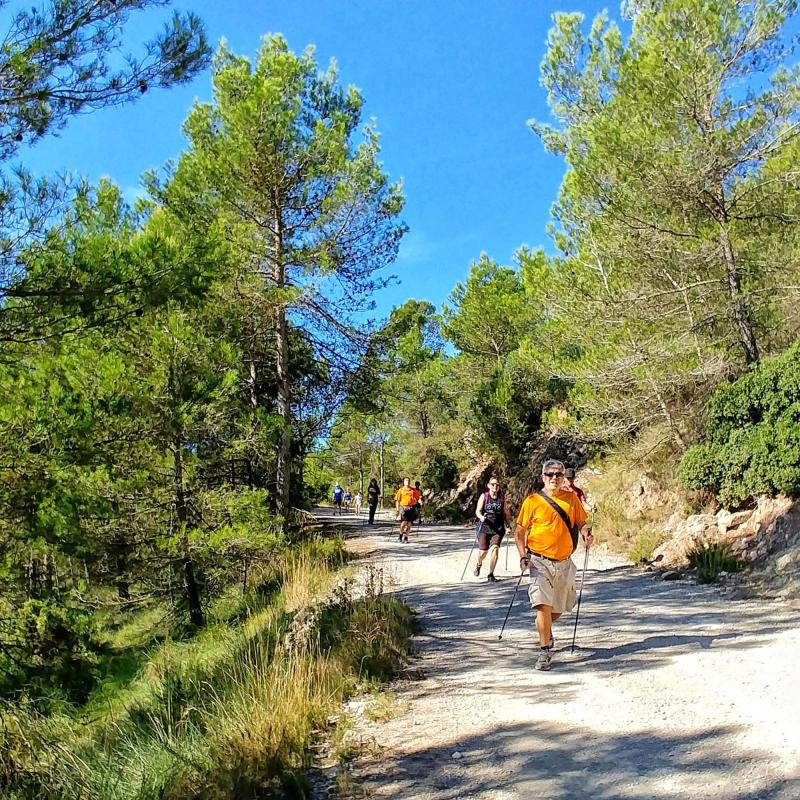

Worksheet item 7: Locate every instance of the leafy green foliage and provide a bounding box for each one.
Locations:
[0,2,211,346]
[526,0,800,445]
[421,452,459,492]
[0,544,413,800]
[0,1,209,157]
[0,600,102,702]
[156,35,405,513]
[628,531,664,565]
[680,342,800,506]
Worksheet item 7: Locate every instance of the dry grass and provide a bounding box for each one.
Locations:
[583,429,690,557]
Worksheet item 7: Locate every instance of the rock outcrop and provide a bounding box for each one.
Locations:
[426,460,493,522]
[652,496,797,568]
[622,474,683,518]
[428,432,585,522]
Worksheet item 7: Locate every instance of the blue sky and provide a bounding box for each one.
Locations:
[17,0,614,317]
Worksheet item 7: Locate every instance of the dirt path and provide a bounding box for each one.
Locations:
[325,510,800,800]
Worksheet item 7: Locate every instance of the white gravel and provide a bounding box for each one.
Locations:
[330,510,800,800]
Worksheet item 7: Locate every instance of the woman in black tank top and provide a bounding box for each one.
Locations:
[472,477,510,582]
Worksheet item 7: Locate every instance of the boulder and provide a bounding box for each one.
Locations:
[427,460,493,522]
[652,513,719,565]
[716,508,753,536]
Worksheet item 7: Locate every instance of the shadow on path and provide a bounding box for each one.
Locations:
[353,719,799,800]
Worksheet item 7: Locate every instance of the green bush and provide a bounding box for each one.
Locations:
[628,530,664,564]
[687,542,742,584]
[0,600,103,702]
[421,451,459,491]
[680,341,800,507]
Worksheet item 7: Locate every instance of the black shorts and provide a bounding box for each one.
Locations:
[478,525,504,550]
[401,505,418,522]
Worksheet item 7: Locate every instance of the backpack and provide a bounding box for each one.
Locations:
[333,487,343,502]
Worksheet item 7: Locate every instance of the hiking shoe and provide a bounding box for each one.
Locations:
[487,573,498,582]
[473,564,481,577]
[535,650,552,671]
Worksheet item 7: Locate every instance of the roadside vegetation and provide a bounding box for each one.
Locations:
[1,537,415,799]
[688,543,744,585]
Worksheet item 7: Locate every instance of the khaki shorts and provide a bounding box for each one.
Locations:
[528,555,577,613]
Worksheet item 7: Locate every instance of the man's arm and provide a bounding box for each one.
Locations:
[476,493,485,522]
[514,524,529,564]
[580,523,594,545]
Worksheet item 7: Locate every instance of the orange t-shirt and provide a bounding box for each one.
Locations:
[516,490,587,560]
[395,486,418,506]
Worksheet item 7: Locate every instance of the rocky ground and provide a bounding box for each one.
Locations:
[320,509,800,800]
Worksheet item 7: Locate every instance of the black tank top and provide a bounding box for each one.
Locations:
[483,492,505,530]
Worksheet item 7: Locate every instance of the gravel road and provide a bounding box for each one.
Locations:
[327,510,800,800]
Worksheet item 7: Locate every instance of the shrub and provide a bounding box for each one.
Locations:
[680,341,800,507]
[688,542,742,584]
[0,600,103,702]
[628,530,664,564]
[421,451,459,492]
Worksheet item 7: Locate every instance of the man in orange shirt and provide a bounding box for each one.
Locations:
[514,459,593,671]
[394,477,420,543]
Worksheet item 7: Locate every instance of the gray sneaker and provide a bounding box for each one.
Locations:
[535,650,552,671]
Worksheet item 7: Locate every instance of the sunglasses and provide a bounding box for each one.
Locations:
[543,471,564,478]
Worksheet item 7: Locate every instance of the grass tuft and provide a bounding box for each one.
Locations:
[688,542,742,584]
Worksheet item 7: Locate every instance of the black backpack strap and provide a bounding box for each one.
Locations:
[536,491,579,552]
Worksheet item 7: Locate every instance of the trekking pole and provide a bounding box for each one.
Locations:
[459,522,483,581]
[498,568,526,640]
[570,538,592,653]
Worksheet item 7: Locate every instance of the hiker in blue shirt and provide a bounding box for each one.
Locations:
[332,483,344,515]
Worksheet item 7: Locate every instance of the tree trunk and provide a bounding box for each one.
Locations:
[719,224,759,364]
[174,436,204,627]
[379,439,385,509]
[27,551,38,599]
[272,207,292,521]
[655,388,686,450]
[245,320,260,489]
[114,534,131,602]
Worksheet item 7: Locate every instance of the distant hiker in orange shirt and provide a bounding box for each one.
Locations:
[395,477,420,543]
[514,459,593,671]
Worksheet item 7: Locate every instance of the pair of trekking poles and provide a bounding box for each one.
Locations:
[460,517,592,653]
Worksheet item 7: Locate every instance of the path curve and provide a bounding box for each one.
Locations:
[327,510,800,800]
